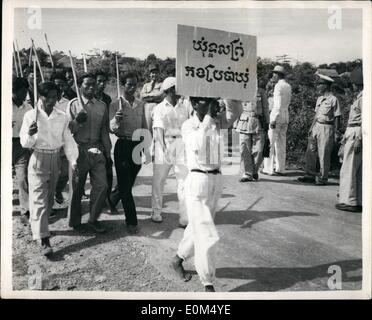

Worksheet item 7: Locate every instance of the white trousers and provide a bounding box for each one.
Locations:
[151,163,189,225]
[263,122,288,174]
[177,172,222,286]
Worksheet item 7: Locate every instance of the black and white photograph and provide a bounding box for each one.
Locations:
[1,0,371,300]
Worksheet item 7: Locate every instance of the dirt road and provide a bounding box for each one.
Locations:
[12,153,362,292]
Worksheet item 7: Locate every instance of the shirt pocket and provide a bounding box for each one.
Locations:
[319,101,333,116]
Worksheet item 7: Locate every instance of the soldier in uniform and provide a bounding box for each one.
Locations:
[298,74,342,185]
[140,64,164,136]
[235,86,270,181]
[336,67,363,212]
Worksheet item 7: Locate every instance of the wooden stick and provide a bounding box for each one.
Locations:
[33,58,38,121]
[115,54,122,110]
[28,43,32,66]
[15,40,23,77]
[44,33,55,69]
[13,44,19,77]
[83,53,87,72]
[68,50,84,111]
[31,39,44,81]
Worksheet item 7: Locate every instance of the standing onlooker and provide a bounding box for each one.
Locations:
[262,65,292,176]
[298,74,342,185]
[336,67,363,212]
[151,77,189,227]
[235,86,269,181]
[68,73,111,233]
[109,72,147,234]
[12,77,33,225]
[20,81,78,256]
[140,64,164,135]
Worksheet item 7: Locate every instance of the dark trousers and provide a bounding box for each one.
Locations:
[114,139,141,226]
[69,148,108,227]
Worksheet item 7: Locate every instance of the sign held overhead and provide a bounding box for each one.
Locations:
[176,24,257,101]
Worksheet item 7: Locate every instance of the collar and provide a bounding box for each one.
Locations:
[13,100,26,109]
[120,96,140,108]
[81,95,97,104]
[36,100,64,117]
[357,91,363,99]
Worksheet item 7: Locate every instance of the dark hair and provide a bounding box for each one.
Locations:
[77,72,95,86]
[189,96,215,107]
[94,70,108,80]
[120,72,138,85]
[50,72,67,83]
[64,67,73,74]
[38,81,60,97]
[13,77,29,92]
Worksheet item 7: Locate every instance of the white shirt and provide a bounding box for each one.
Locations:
[152,98,189,137]
[20,100,79,165]
[13,101,33,137]
[270,79,292,124]
[55,96,70,113]
[182,114,223,172]
[152,98,190,164]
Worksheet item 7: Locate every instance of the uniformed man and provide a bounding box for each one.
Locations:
[298,74,342,185]
[336,67,363,212]
[140,64,164,135]
[109,72,148,234]
[50,72,73,208]
[68,73,111,233]
[94,70,118,215]
[262,65,292,176]
[171,97,241,292]
[235,86,270,181]
[12,77,33,225]
[20,81,78,256]
[151,77,189,227]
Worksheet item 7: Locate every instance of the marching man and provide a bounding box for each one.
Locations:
[20,81,78,256]
[171,96,241,292]
[336,67,363,212]
[151,77,190,227]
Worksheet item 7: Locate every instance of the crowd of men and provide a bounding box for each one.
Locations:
[12,61,363,292]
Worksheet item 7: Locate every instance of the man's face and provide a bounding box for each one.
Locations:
[81,77,96,97]
[65,72,74,87]
[40,89,58,109]
[96,75,107,92]
[166,86,180,103]
[316,84,328,95]
[193,99,210,119]
[27,72,34,84]
[149,70,159,81]
[13,87,28,104]
[54,79,68,94]
[271,73,279,82]
[124,77,137,96]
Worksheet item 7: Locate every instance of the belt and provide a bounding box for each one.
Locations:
[317,120,334,125]
[347,123,361,127]
[117,136,133,141]
[13,137,20,141]
[34,148,60,154]
[191,168,221,175]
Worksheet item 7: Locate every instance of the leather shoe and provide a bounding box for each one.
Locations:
[335,203,362,212]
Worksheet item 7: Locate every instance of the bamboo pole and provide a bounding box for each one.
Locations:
[115,54,122,110]
[13,42,19,76]
[33,58,38,121]
[31,39,44,81]
[68,50,84,111]
[15,40,23,77]
[44,33,55,70]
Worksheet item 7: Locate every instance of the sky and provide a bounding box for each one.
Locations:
[14,7,363,65]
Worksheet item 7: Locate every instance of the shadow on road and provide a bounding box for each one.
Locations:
[216,259,362,291]
[215,209,319,228]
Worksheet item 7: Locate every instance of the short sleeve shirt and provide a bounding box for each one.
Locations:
[315,94,342,123]
[347,91,362,125]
